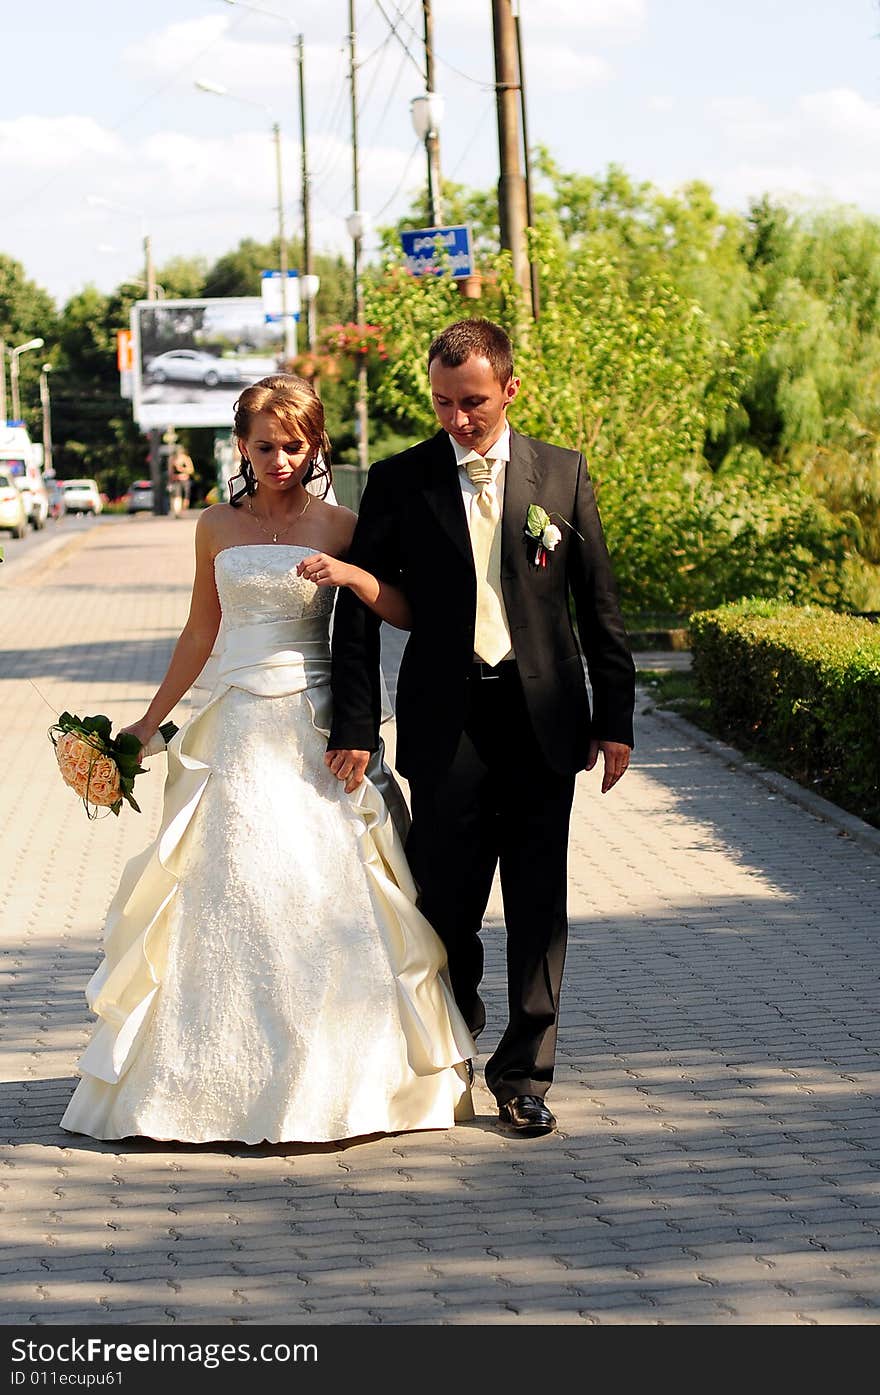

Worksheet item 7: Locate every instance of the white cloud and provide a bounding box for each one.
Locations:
[524,46,613,94]
[122,13,344,102]
[0,115,123,170]
[711,86,880,211]
[442,0,646,39]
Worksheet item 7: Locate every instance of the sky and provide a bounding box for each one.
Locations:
[2,0,880,309]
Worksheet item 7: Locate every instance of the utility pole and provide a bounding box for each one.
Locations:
[39,364,53,474]
[0,342,6,426]
[423,1,442,226]
[145,235,168,515]
[272,120,296,366]
[348,0,369,476]
[513,2,539,318]
[297,33,316,355]
[491,0,531,308]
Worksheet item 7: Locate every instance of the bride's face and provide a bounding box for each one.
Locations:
[239,411,314,493]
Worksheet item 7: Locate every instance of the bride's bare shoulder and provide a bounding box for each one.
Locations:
[196,502,243,551]
[312,499,357,552]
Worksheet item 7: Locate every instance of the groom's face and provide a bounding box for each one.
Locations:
[429,354,519,456]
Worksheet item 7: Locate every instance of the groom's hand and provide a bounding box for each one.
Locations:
[325,748,370,794]
[586,739,631,793]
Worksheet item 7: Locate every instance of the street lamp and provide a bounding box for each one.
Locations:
[10,338,45,423]
[410,93,445,226]
[195,79,295,364]
[39,363,54,475]
[86,195,156,299]
[87,193,165,512]
[220,1,316,353]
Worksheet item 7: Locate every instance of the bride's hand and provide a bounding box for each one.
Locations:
[118,719,157,761]
[297,553,356,588]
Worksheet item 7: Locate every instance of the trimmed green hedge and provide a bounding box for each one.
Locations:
[690,600,880,827]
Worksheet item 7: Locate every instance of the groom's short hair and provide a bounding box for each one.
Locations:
[428,318,514,385]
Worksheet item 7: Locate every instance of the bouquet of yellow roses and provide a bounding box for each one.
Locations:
[50,712,177,818]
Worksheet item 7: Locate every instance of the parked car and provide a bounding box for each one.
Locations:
[0,424,47,529]
[46,480,66,520]
[0,469,28,538]
[144,349,246,388]
[62,479,103,515]
[125,480,154,513]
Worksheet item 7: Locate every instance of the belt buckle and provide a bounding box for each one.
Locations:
[478,661,502,680]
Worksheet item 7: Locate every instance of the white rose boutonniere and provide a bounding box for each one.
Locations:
[523,505,582,568]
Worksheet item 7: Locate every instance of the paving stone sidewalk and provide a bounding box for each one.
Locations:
[1,516,878,1326]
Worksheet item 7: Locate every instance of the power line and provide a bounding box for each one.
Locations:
[379,0,493,90]
[13,10,253,218]
[372,0,425,80]
[374,138,424,219]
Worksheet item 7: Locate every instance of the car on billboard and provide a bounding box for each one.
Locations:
[144,349,247,388]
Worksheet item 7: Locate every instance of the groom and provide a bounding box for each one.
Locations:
[328,318,635,1136]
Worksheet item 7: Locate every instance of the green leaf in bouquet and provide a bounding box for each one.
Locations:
[526,504,550,538]
[114,732,143,757]
[82,714,112,739]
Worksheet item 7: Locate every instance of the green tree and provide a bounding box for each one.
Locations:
[0,253,58,433]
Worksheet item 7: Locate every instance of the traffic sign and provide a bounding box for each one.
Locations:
[400,225,473,279]
[261,270,301,322]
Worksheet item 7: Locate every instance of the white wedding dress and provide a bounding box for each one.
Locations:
[61,545,474,1144]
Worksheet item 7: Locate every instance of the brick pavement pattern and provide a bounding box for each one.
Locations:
[1,516,878,1326]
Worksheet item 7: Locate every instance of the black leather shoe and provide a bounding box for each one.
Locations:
[465,1059,475,1088]
[498,1095,556,1136]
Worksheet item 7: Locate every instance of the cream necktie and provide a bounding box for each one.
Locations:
[464,455,512,666]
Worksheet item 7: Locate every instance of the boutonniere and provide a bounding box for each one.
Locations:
[523,504,580,568]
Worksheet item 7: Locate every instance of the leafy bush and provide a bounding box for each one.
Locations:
[690,600,880,825]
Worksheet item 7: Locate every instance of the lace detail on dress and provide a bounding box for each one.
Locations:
[215,545,334,630]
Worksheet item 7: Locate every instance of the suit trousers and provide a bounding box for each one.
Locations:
[405,664,576,1105]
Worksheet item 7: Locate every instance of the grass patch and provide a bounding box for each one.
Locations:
[637,667,707,724]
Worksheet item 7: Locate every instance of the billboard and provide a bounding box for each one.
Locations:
[131,297,293,429]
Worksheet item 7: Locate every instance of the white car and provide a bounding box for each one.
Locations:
[1,457,48,529]
[0,469,28,538]
[145,350,246,388]
[62,479,103,515]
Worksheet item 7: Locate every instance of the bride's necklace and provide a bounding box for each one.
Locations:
[247,491,311,544]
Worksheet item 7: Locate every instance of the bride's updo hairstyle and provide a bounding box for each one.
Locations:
[228,373,333,505]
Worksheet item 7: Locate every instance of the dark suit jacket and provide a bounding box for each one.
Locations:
[330,428,635,780]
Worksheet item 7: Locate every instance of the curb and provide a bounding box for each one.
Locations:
[643,696,880,858]
[0,520,110,587]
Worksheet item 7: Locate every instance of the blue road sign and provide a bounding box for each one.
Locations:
[400,225,473,279]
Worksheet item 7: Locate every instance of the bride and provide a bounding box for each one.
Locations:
[61,374,474,1145]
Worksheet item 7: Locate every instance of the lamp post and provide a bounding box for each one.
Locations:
[39,363,54,475]
[220,1,316,349]
[345,210,370,476]
[10,338,45,423]
[410,96,444,226]
[86,193,166,510]
[86,195,155,301]
[195,80,295,364]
